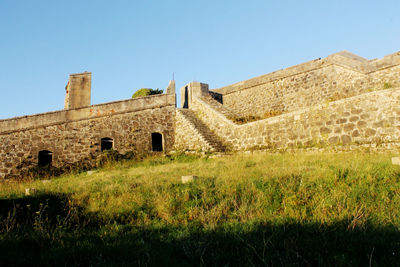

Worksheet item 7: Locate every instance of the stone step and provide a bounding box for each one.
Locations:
[200,95,242,120]
[178,109,227,152]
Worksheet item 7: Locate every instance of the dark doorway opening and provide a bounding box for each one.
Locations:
[152,133,163,152]
[183,86,189,108]
[101,137,113,151]
[38,150,52,167]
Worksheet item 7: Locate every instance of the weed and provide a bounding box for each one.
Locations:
[0,152,400,265]
[383,82,392,89]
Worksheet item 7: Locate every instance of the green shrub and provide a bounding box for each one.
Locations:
[132,88,163,98]
[383,82,392,89]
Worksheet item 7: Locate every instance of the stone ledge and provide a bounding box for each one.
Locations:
[0,94,175,134]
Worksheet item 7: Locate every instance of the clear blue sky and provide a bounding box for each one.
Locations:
[1,0,399,119]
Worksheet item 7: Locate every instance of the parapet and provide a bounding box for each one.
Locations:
[212,50,400,95]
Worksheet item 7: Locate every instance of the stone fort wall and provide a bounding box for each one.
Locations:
[1,50,400,179]
[0,94,175,179]
[211,51,400,118]
[191,87,400,151]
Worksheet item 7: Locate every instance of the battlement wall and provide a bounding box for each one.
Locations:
[211,51,400,118]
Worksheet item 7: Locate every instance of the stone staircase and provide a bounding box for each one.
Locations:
[177,108,227,152]
[201,95,242,120]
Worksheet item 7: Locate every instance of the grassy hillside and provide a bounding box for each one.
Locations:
[1,152,400,266]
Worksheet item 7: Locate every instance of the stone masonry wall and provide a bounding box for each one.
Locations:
[211,51,400,118]
[174,109,213,151]
[0,94,175,179]
[191,87,400,151]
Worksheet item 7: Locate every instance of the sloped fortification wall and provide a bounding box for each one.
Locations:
[0,94,175,179]
[211,52,400,118]
[191,87,400,151]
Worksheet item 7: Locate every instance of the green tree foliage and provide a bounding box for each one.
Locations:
[132,88,163,98]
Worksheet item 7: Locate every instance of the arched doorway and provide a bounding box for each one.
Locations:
[38,150,52,166]
[101,137,113,151]
[151,133,163,152]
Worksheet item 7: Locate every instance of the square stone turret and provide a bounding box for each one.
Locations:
[180,81,209,108]
[64,72,91,109]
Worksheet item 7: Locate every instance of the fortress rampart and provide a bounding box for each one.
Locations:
[211,51,400,118]
[190,88,400,151]
[1,50,399,179]
[0,73,176,179]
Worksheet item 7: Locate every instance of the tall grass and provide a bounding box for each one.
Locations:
[0,152,400,265]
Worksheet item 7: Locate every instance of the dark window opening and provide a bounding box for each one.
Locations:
[101,137,113,151]
[152,133,163,152]
[183,86,189,108]
[38,150,52,167]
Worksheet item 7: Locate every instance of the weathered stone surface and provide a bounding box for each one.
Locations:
[329,136,339,144]
[337,118,347,124]
[352,130,360,137]
[341,135,352,144]
[211,51,400,118]
[373,121,384,128]
[349,116,359,122]
[365,128,377,137]
[190,83,400,152]
[334,127,342,134]
[320,127,331,134]
[0,94,176,179]
[344,123,355,132]
[357,121,367,128]
[351,109,363,115]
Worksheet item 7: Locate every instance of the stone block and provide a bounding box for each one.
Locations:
[336,118,347,124]
[320,127,331,134]
[349,116,359,122]
[329,136,339,144]
[373,121,384,128]
[341,135,352,144]
[357,121,367,128]
[352,130,360,137]
[360,113,369,120]
[25,188,37,196]
[392,157,400,165]
[365,128,377,137]
[344,123,355,132]
[182,175,198,184]
[351,108,363,114]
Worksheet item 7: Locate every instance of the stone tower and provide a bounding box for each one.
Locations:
[180,82,209,108]
[64,72,91,109]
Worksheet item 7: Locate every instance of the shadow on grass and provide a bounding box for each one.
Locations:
[0,193,399,266]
